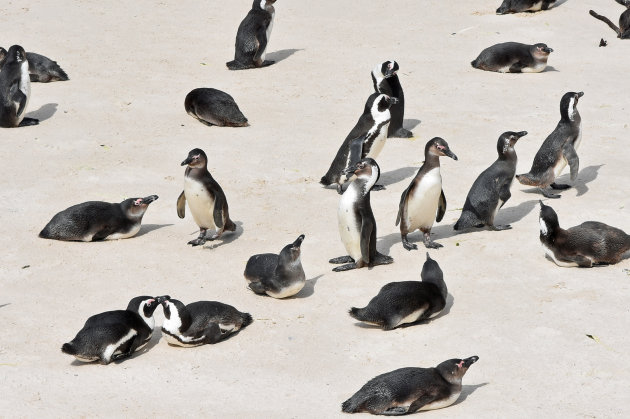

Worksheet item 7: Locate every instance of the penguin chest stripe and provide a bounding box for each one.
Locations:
[103,329,137,361]
[184,178,217,229]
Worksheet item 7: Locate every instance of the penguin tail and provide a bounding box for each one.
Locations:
[61,342,77,355]
[471,59,479,68]
[39,226,52,239]
[341,394,364,413]
[224,218,237,232]
[241,313,253,328]
[515,173,537,186]
[348,307,379,325]
[54,67,69,81]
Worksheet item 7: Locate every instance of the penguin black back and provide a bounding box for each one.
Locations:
[0,45,38,128]
[184,88,248,127]
[372,60,411,138]
[226,0,277,70]
[471,42,553,73]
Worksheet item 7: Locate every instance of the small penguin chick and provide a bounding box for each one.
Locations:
[184,88,248,127]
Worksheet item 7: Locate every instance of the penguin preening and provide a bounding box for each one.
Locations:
[0,47,69,82]
[0,45,38,128]
[396,138,457,250]
[589,1,630,39]
[184,88,248,127]
[349,253,447,330]
[538,201,630,267]
[454,131,527,231]
[61,296,160,364]
[471,42,553,73]
[226,0,277,70]
[341,356,480,415]
[371,60,412,138]
[177,148,236,246]
[496,0,557,14]
[517,91,584,198]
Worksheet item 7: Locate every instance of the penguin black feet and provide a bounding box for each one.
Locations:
[18,117,39,127]
[330,255,358,272]
[491,224,512,231]
[391,128,413,138]
[401,235,418,251]
[550,182,571,190]
[261,60,275,67]
[332,263,358,272]
[423,232,443,249]
[383,406,409,416]
[371,252,394,266]
[188,229,208,246]
[329,255,354,264]
[540,188,561,199]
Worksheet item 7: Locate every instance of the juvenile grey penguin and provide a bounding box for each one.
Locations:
[0,48,69,82]
[330,158,393,272]
[321,93,397,194]
[396,138,457,250]
[0,45,38,128]
[538,201,630,267]
[471,42,553,73]
[341,356,480,415]
[590,1,630,39]
[454,131,527,231]
[516,91,584,198]
[184,88,248,127]
[349,253,447,330]
[61,296,160,364]
[158,296,252,347]
[177,148,236,246]
[226,0,277,70]
[371,60,412,138]
[39,195,158,241]
[496,0,557,14]
[244,234,306,298]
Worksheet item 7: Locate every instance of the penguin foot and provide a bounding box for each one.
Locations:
[336,184,344,195]
[18,117,39,127]
[402,240,418,251]
[372,253,394,266]
[372,184,386,191]
[333,263,358,272]
[423,239,443,249]
[391,128,413,138]
[550,183,571,190]
[383,406,409,415]
[540,188,561,199]
[188,238,207,246]
[329,255,354,264]
[261,60,275,67]
[491,224,512,231]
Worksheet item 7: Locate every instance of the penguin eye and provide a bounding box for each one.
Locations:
[134,199,142,206]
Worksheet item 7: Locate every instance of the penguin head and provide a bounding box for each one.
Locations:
[379,60,399,78]
[436,356,479,383]
[157,296,186,320]
[495,0,511,14]
[279,234,305,261]
[344,158,380,185]
[256,0,276,10]
[538,200,559,237]
[426,137,458,161]
[181,148,208,169]
[560,91,584,121]
[532,43,553,57]
[121,195,159,218]
[126,296,160,317]
[5,45,26,65]
[421,252,444,282]
[498,131,527,155]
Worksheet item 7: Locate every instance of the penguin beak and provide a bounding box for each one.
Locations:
[577,92,584,98]
[181,157,193,166]
[292,234,305,249]
[156,295,171,305]
[543,47,553,53]
[462,356,479,368]
[343,164,358,176]
[444,149,458,161]
[141,195,159,205]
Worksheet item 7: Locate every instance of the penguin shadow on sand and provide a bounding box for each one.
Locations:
[544,66,559,72]
[135,223,173,238]
[293,274,323,299]
[492,199,539,227]
[379,166,416,188]
[25,103,57,122]
[353,294,454,330]
[403,118,421,132]
[264,48,303,65]
[0,303,10,309]
[200,221,244,250]
[520,165,603,198]
[70,328,163,367]
[453,382,489,406]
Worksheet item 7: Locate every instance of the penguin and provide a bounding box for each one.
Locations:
[226,0,277,70]
[396,138,457,250]
[158,296,252,347]
[177,148,236,246]
[184,88,248,127]
[538,201,630,267]
[371,60,412,138]
[516,91,584,199]
[39,195,158,241]
[349,253,447,330]
[589,1,630,39]
[244,234,307,298]
[330,158,393,272]
[471,42,553,73]
[454,131,528,231]
[0,45,38,128]
[61,296,160,364]
[0,48,69,82]
[321,93,398,194]
[496,0,557,14]
[341,356,480,415]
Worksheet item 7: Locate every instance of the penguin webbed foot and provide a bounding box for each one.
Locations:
[382,406,409,416]
[329,255,354,264]
[401,236,418,251]
[247,281,267,295]
[188,238,207,246]
[491,224,512,231]
[423,233,443,249]
[261,60,275,67]
[540,188,561,199]
[19,117,39,127]
[332,263,358,272]
[372,184,386,191]
[550,182,571,190]
[391,128,413,138]
[371,252,394,266]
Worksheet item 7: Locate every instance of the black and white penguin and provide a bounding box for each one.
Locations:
[396,138,457,250]
[321,93,397,194]
[177,148,236,246]
[0,45,38,128]
[471,42,553,73]
[590,1,630,39]
[454,131,527,231]
[371,60,412,138]
[184,88,248,127]
[0,48,69,82]
[330,158,393,272]
[39,195,158,241]
[349,253,447,330]
[516,91,584,199]
[61,296,160,364]
[158,296,252,347]
[496,0,557,14]
[226,0,277,70]
[244,234,306,298]
[341,356,480,415]
[538,201,630,267]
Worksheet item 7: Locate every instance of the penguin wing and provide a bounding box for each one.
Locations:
[395,186,410,226]
[360,213,375,264]
[562,142,579,181]
[436,189,447,222]
[176,191,186,219]
[212,191,227,229]
[253,22,270,61]
[349,134,367,167]
[9,82,27,117]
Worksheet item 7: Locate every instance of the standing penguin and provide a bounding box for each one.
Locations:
[496,0,557,14]
[0,45,38,128]
[538,201,630,267]
[589,1,630,39]
[244,234,307,298]
[454,131,527,231]
[0,48,69,82]
[177,148,236,246]
[184,88,248,127]
[516,91,584,198]
[226,0,277,70]
[158,296,252,347]
[349,253,447,330]
[396,138,458,250]
[61,296,160,364]
[330,158,393,272]
[471,42,553,73]
[371,60,412,138]
[321,93,397,194]
[341,356,480,415]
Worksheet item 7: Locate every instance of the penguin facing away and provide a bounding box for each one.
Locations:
[341,356,480,415]
[0,45,38,128]
[61,296,160,364]
[471,42,553,73]
[244,234,307,298]
[177,148,236,246]
[0,48,69,82]
[589,1,630,39]
[538,201,630,267]
[454,131,527,231]
[496,0,557,14]
[330,158,393,272]
[371,60,412,138]
[158,296,252,347]
[226,0,277,70]
[349,253,447,330]
[39,195,159,241]
[516,91,584,198]
[396,138,457,250]
[184,88,248,127]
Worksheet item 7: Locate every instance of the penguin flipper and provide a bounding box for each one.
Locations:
[176,191,186,218]
[12,87,27,118]
[395,187,410,226]
[253,27,269,63]
[349,134,367,167]
[563,143,579,181]
[406,393,441,414]
[212,193,227,229]
[589,10,622,37]
[360,216,375,264]
[498,183,512,205]
[436,189,447,222]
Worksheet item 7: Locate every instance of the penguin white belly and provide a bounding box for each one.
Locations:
[573,127,582,151]
[162,332,203,347]
[396,305,429,327]
[267,280,305,299]
[162,319,204,347]
[184,178,217,229]
[418,389,462,411]
[525,1,543,11]
[406,168,442,231]
[103,329,137,362]
[521,61,547,73]
[74,355,99,363]
[338,187,363,262]
[260,11,274,61]
[553,156,568,178]
[541,243,580,267]
[365,124,389,159]
[105,224,141,240]
[17,62,30,121]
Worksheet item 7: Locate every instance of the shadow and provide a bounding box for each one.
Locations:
[555,0,569,6]
[379,222,461,254]
[26,103,58,122]
[0,303,10,309]
[136,223,173,237]
[403,119,421,131]
[454,382,489,406]
[379,166,416,187]
[572,164,603,197]
[293,274,323,299]
[544,66,559,72]
[70,327,162,366]
[494,199,538,226]
[265,48,303,64]
[202,221,244,249]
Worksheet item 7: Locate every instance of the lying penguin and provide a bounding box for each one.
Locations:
[0,47,68,82]
[244,234,307,298]
[496,0,557,14]
[349,253,447,330]
[471,42,553,73]
[184,88,248,127]
[589,1,630,39]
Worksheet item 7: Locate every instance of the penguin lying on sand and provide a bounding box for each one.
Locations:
[471,42,553,73]
[184,88,248,127]
[496,0,557,14]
